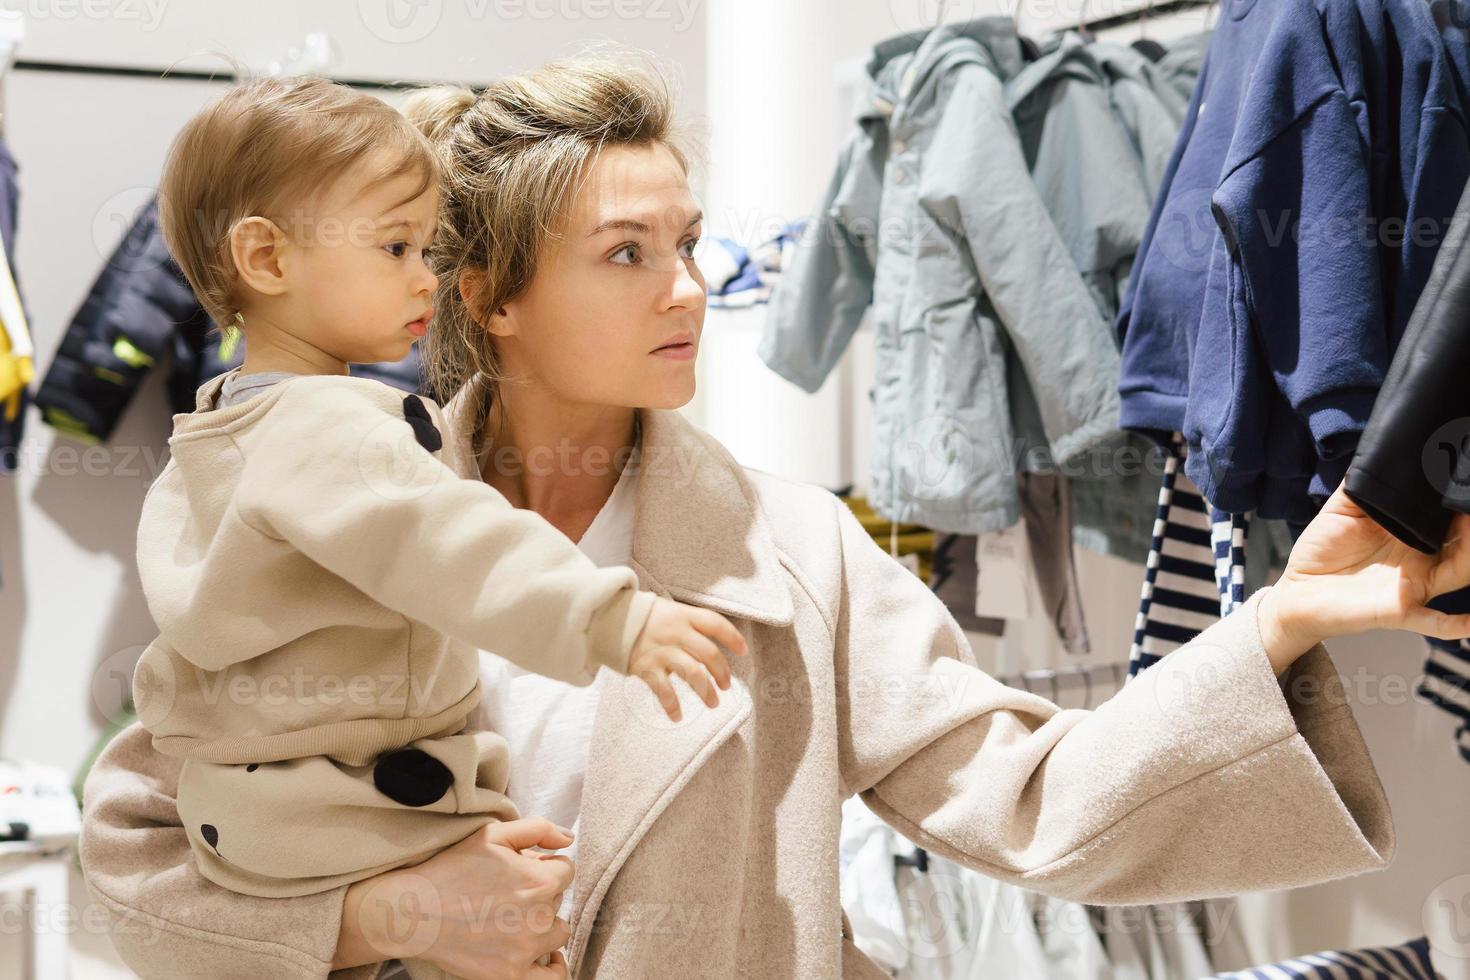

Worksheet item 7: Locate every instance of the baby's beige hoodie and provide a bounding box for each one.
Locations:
[132,371,656,769]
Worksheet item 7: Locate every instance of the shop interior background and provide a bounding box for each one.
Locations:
[0,0,1466,976]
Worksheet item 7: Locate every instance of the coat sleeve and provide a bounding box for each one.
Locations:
[919,65,1121,466]
[758,125,880,394]
[828,495,1394,905]
[78,722,382,980]
[225,381,655,684]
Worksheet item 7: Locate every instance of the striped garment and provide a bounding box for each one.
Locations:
[1421,637,1470,764]
[1128,436,1249,678]
[1210,935,1437,979]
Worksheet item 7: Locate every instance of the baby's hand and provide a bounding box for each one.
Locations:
[628,597,748,721]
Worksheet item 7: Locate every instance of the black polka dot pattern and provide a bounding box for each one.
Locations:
[402,395,442,453]
[245,763,258,772]
[373,748,454,807]
[201,823,219,852]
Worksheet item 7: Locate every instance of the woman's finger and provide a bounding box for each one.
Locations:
[539,915,571,948]
[481,817,574,853]
[534,853,575,892]
[529,949,569,979]
[1429,511,1470,598]
[1405,605,1470,641]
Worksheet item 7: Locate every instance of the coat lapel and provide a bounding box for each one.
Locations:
[443,379,796,970]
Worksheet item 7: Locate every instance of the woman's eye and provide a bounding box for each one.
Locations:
[384,242,409,258]
[611,243,640,265]
[679,237,700,260]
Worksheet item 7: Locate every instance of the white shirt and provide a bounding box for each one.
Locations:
[468,440,640,920]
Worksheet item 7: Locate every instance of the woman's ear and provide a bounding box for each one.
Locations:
[228,216,290,299]
[459,268,514,338]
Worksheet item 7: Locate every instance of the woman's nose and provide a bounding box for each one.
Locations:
[668,253,706,309]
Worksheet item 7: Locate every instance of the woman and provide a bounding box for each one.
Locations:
[79,53,1470,980]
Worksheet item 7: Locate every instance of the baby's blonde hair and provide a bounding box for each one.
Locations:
[400,50,693,418]
[159,75,441,330]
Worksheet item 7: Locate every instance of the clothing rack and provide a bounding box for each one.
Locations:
[1071,0,1213,35]
[9,58,448,92]
[997,660,1128,703]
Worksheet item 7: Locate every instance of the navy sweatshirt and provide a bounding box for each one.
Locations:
[1117,0,1470,523]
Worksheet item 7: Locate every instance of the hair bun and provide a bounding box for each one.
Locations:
[401,85,477,143]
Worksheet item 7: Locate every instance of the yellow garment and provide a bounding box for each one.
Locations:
[0,317,32,422]
[840,495,935,582]
[0,225,33,422]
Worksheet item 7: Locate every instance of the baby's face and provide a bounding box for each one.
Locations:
[281,153,439,365]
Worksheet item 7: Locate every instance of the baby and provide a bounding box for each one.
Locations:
[128,74,745,953]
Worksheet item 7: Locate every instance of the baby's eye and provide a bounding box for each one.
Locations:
[384,241,409,258]
[610,243,640,266]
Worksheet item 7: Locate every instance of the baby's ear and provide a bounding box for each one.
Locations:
[402,395,443,453]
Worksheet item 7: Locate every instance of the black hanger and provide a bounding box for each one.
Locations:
[1132,37,1168,60]
[1132,0,1165,60]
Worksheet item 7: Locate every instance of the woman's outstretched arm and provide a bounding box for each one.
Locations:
[829,484,1470,906]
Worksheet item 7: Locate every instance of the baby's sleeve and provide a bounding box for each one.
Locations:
[234,381,655,683]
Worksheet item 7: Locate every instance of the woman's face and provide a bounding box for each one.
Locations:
[493,141,706,411]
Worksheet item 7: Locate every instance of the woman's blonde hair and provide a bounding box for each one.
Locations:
[401,50,693,415]
[159,75,440,330]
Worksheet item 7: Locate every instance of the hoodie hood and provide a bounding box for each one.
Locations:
[863,16,1024,124]
[1006,31,1108,111]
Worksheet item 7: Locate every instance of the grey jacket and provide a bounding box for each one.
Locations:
[1007,34,1186,561]
[1091,40,1191,199]
[762,18,1122,534]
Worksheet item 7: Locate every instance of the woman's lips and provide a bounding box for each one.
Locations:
[652,342,695,360]
[405,318,429,337]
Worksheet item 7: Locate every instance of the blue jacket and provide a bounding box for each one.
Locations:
[1117,0,1470,522]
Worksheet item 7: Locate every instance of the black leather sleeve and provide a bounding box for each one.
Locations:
[1345,177,1470,553]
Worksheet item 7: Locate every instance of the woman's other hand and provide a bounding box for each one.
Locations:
[336,817,576,979]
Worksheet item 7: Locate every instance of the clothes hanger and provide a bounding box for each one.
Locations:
[1013,0,1042,62]
[1132,0,1169,61]
[1077,0,1095,43]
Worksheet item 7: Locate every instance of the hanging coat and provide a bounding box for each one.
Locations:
[762,17,1121,534]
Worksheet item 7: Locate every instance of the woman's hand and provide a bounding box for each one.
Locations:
[335,817,576,979]
[1260,484,1470,673]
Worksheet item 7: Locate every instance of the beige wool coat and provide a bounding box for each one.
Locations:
[79,375,1395,979]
